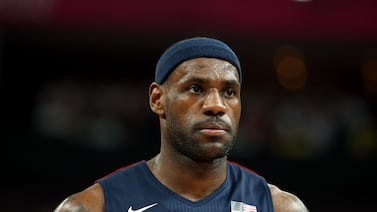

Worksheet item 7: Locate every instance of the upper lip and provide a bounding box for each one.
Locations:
[197,122,228,131]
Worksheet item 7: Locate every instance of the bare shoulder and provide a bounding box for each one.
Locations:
[54,183,104,212]
[268,183,309,212]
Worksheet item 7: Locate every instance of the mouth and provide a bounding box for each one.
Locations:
[196,122,229,136]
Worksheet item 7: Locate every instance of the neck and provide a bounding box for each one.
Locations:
[146,153,227,201]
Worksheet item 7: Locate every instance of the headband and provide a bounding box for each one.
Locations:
[155,37,242,84]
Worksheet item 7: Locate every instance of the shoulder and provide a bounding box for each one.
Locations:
[268,183,309,212]
[54,183,104,212]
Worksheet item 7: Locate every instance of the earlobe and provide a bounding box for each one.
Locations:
[149,82,165,118]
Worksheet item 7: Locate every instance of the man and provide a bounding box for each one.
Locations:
[54,37,308,212]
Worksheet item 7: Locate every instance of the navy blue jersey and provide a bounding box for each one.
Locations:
[97,161,274,212]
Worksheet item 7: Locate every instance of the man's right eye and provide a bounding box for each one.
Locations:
[188,85,203,94]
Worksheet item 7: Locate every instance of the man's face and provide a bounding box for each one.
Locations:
[163,57,241,162]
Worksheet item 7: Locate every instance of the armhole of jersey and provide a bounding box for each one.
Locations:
[228,160,274,211]
[264,180,275,212]
[96,181,109,212]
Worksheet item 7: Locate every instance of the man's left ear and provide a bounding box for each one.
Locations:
[149,82,166,119]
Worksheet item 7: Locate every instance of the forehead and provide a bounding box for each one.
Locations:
[169,58,239,83]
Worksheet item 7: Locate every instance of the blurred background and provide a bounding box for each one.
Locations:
[1,0,376,211]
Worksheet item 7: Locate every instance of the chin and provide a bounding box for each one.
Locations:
[191,143,231,161]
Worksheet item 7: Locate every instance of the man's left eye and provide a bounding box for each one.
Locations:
[225,88,235,97]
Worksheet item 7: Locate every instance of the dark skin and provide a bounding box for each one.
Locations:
[54,58,308,212]
[147,58,241,201]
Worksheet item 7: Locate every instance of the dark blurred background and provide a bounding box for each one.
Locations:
[1,0,376,211]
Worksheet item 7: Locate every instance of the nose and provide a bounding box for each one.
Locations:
[202,89,227,116]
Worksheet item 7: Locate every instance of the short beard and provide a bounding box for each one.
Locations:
[165,120,237,162]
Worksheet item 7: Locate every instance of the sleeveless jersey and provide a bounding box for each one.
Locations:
[97,161,274,212]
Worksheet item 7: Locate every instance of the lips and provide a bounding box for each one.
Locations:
[198,122,228,131]
[195,121,231,137]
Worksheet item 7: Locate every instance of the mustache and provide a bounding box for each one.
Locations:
[194,117,231,132]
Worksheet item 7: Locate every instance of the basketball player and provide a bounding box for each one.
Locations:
[54,37,308,212]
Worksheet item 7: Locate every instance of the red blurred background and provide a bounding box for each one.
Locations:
[1,0,376,211]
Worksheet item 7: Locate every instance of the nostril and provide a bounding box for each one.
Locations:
[217,111,225,116]
[204,110,225,117]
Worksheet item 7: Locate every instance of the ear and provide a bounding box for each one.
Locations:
[149,82,166,118]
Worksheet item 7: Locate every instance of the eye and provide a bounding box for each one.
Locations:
[224,88,236,97]
[188,85,203,94]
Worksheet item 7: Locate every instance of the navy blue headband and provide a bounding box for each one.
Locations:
[155,37,242,84]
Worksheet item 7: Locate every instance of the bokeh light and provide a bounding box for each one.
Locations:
[361,48,377,99]
[274,46,307,90]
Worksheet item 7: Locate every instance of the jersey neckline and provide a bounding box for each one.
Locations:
[139,160,231,207]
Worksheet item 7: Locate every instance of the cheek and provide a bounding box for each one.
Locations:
[229,101,241,118]
[230,106,242,130]
[167,98,194,121]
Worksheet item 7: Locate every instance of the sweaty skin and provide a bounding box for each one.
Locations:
[268,184,309,212]
[54,58,308,212]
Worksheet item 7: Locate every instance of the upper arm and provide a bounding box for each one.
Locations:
[268,183,309,212]
[54,183,104,212]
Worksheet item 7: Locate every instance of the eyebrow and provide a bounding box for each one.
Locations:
[184,77,240,87]
[224,79,241,87]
